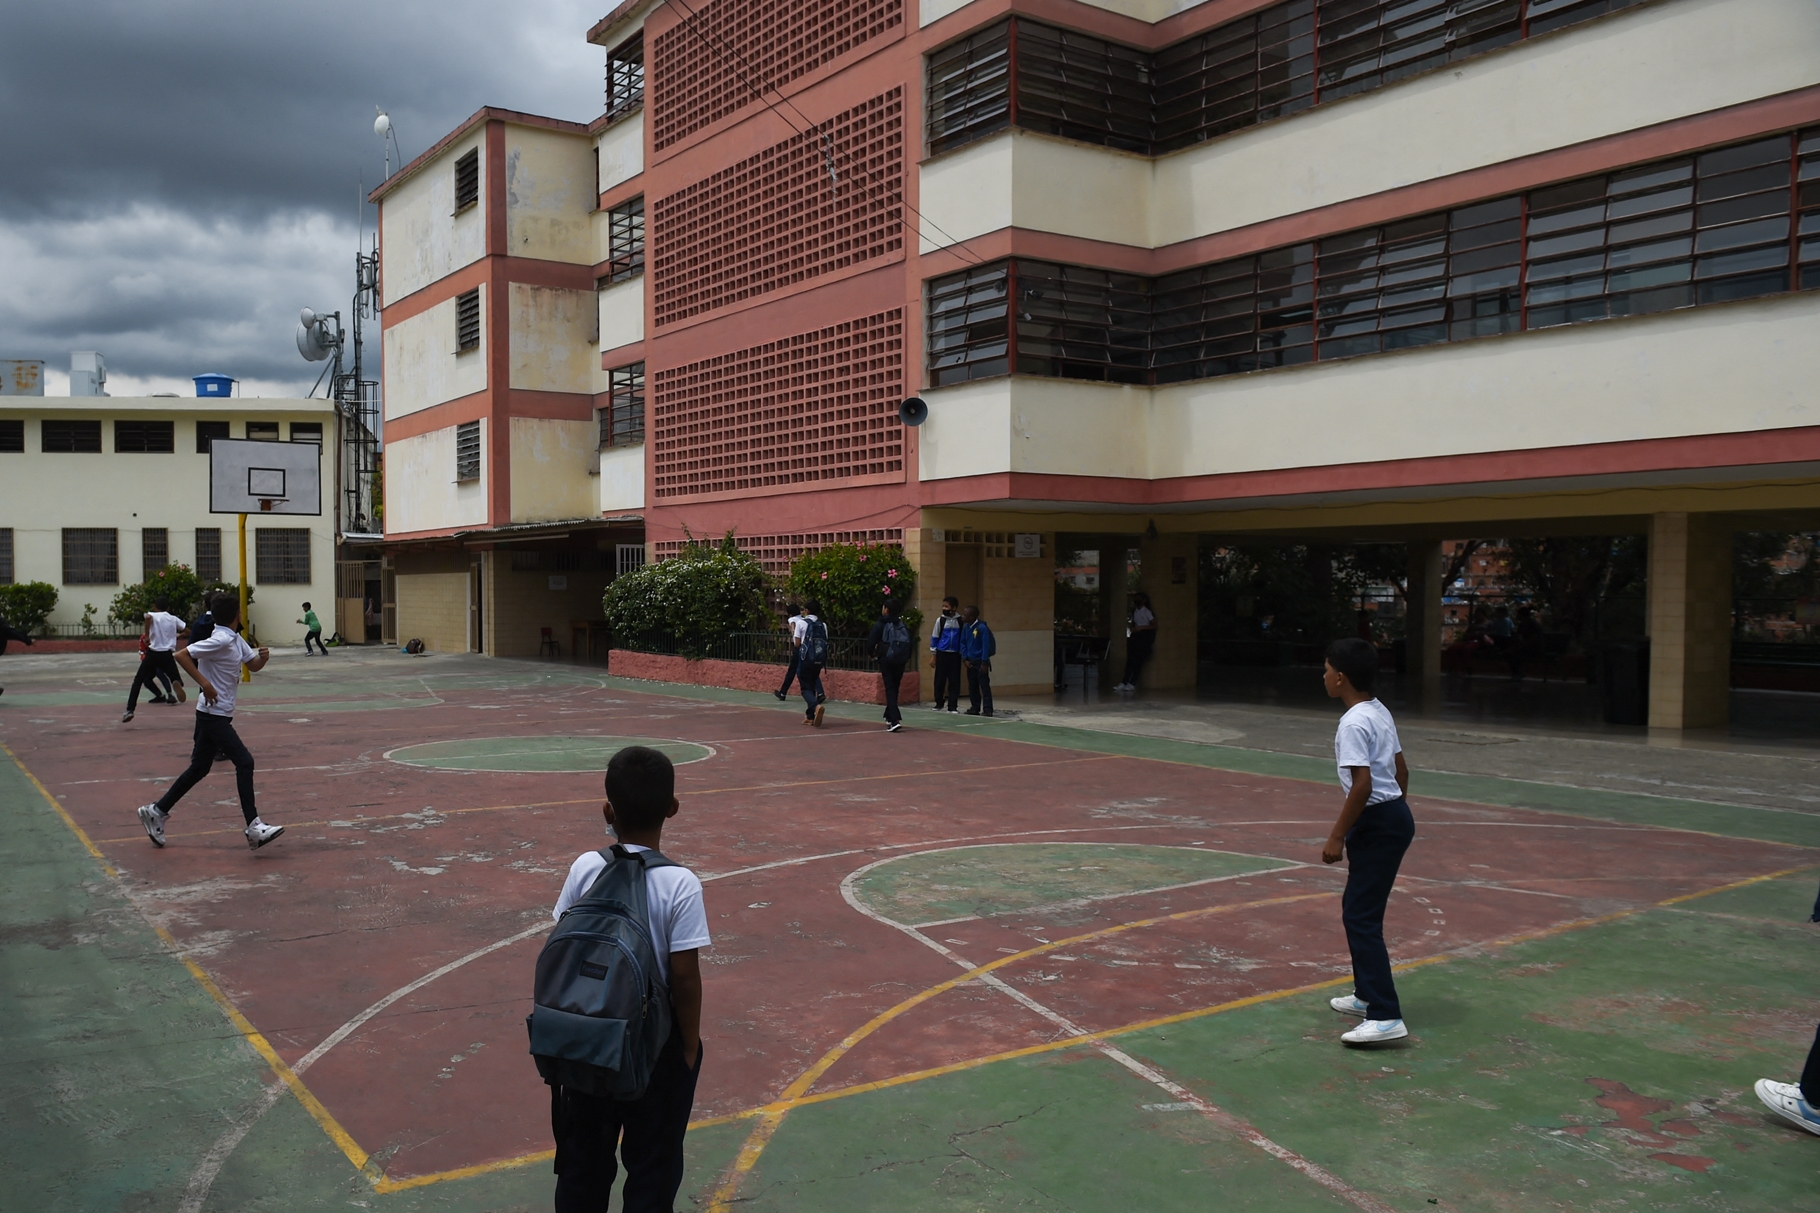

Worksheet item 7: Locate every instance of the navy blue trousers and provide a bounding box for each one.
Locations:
[1803,1023,1820,1105]
[552,1037,701,1213]
[1342,796,1415,1021]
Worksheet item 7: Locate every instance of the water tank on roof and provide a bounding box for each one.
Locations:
[194,373,236,397]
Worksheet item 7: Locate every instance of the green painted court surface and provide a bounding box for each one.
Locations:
[2,648,1817,1212]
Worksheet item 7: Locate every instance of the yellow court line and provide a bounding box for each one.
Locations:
[93,753,1122,843]
[4,741,118,878]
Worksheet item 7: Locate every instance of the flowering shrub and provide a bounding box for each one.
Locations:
[783,543,920,637]
[602,532,770,658]
[109,565,249,629]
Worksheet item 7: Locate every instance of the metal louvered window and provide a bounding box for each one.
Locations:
[927,126,1820,386]
[454,149,480,212]
[606,34,644,122]
[142,528,168,576]
[196,528,222,582]
[604,364,644,448]
[605,197,645,283]
[42,420,101,452]
[456,289,481,352]
[196,420,229,453]
[0,528,13,584]
[115,419,175,453]
[255,528,311,584]
[929,3,1646,158]
[455,420,481,481]
[62,528,118,584]
[0,419,24,453]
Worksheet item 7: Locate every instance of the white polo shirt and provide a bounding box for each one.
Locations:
[145,611,184,652]
[554,844,711,985]
[1334,698,1404,805]
[187,627,257,716]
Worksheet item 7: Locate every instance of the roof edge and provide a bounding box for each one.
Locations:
[587,0,660,47]
[368,107,595,203]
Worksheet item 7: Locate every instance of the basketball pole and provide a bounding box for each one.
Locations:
[238,513,251,683]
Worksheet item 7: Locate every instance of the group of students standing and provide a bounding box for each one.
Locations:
[773,595,997,731]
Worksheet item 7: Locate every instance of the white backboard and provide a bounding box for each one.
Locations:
[209,437,322,515]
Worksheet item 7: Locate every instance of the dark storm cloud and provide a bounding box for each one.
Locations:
[0,0,605,391]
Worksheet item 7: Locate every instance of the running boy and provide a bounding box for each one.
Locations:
[1320,637,1414,1045]
[550,746,709,1212]
[297,601,327,655]
[136,594,284,850]
[123,596,187,721]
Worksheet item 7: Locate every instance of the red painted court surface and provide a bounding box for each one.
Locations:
[9,663,1809,1195]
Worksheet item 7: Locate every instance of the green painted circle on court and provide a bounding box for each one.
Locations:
[851,843,1295,927]
[386,735,712,773]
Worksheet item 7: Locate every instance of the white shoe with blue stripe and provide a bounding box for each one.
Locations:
[1329,994,1369,1017]
[1341,1018,1408,1044]
[1756,1080,1820,1135]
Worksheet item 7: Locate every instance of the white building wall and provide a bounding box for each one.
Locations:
[596,111,644,198]
[381,135,486,302]
[509,283,597,393]
[919,0,1820,252]
[0,401,337,640]
[510,417,598,523]
[386,423,489,534]
[598,444,645,515]
[919,292,1820,483]
[383,293,488,421]
[506,126,596,264]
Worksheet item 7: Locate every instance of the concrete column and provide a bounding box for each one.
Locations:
[1138,531,1198,689]
[980,531,1056,696]
[1648,513,1732,730]
[1097,536,1127,687]
[1403,541,1443,702]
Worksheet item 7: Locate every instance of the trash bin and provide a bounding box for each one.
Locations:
[1601,640,1650,725]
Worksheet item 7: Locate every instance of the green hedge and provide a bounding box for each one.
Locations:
[783,543,920,638]
[0,582,58,635]
[602,533,770,659]
[109,565,250,629]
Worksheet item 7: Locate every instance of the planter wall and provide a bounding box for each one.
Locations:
[608,650,919,705]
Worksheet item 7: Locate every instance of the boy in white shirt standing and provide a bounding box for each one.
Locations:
[550,746,709,1212]
[1320,637,1415,1045]
[135,594,284,851]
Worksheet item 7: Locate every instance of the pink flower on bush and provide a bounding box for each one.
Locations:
[887,569,898,578]
[858,554,867,562]
[882,586,891,594]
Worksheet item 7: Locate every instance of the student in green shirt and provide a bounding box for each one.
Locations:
[297,602,327,656]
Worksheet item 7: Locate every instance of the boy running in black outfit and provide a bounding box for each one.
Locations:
[550,747,709,1212]
[1320,637,1414,1045]
[136,594,284,850]
[123,596,187,720]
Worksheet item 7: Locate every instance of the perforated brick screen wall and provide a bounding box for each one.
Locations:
[651,89,903,328]
[655,530,905,576]
[652,308,904,502]
[649,0,902,151]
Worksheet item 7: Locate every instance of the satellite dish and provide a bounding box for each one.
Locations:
[374,110,391,137]
[898,396,928,427]
[296,317,336,362]
[299,307,315,327]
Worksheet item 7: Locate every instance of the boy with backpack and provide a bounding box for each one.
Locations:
[773,602,805,701]
[928,596,962,712]
[960,605,996,717]
[1320,637,1415,1045]
[867,603,914,732]
[795,599,829,727]
[537,746,709,1212]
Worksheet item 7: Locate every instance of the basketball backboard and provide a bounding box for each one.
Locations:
[209,437,323,515]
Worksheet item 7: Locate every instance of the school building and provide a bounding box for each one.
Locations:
[374,0,1820,727]
[0,392,345,644]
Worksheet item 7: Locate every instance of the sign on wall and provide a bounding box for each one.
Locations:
[1014,533,1042,559]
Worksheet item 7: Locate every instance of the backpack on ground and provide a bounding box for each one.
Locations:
[528,845,676,1099]
[881,619,912,664]
[404,637,425,654]
[800,618,829,667]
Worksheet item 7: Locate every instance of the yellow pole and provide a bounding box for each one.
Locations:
[238,513,251,683]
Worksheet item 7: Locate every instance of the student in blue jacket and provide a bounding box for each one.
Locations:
[960,605,996,717]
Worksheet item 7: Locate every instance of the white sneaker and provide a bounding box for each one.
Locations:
[137,804,168,847]
[245,819,285,850]
[1329,993,1369,1017]
[1341,1018,1408,1044]
[1756,1079,1820,1135]
[887,721,903,732]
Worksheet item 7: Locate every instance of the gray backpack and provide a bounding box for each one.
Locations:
[527,845,675,1099]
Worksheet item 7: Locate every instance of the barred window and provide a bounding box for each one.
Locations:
[456,420,481,481]
[62,528,118,584]
[927,126,1820,385]
[606,34,644,122]
[246,421,279,442]
[42,420,101,453]
[255,528,311,584]
[454,148,480,212]
[142,528,168,576]
[115,419,175,453]
[0,528,13,584]
[456,288,481,352]
[929,4,1645,158]
[0,419,23,453]
[604,196,645,284]
[290,422,322,443]
[196,420,229,453]
[616,544,645,576]
[604,363,645,448]
[196,528,222,582]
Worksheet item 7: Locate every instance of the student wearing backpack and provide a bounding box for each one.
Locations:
[541,746,710,1213]
[795,599,829,727]
[960,605,996,717]
[928,596,963,712]
[867,603,914,732]
[773,602,805,701]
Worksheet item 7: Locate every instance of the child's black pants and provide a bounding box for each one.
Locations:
[1341,796,1415,1021]
[552,1037,701,1213]
[156,713,257,824]
[127,650,183,712]
[932,651,961,709]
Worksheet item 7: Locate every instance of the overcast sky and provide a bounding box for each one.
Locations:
[0,1,606,397]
